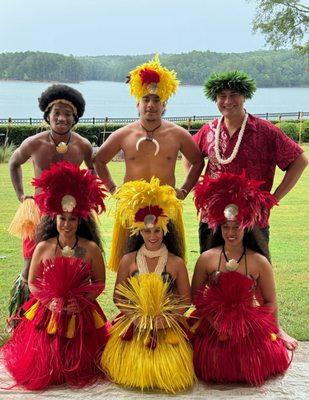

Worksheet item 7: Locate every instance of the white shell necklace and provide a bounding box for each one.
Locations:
[214,113,248,165]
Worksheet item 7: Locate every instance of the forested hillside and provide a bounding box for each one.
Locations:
[0,50,307,87]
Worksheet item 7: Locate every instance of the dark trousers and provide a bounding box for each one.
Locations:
[198,221,270,254]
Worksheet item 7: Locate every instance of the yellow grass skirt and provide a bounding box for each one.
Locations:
[100,273,195,393]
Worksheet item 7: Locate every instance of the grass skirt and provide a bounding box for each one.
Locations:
[101,273,195,393]
[3,257,110,390]
[191,271,290,386]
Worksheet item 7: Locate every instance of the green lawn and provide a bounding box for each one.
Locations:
[0,146,308,341]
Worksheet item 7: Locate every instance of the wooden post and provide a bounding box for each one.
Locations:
[298,112,304,145]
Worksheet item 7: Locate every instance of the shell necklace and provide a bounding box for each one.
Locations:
[214,113,248,165]
[222,245,246,271]
[136,244,168,275]
[57,235,78,257]
[49,131,71,154]
[135,122,161,156]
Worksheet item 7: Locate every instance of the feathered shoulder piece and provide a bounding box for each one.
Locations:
[33,161,106,218]
[194,171,277,230]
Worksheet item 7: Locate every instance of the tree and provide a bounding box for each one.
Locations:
[248,1,309,54]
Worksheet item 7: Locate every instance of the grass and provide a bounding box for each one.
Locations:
[0,145,308,342]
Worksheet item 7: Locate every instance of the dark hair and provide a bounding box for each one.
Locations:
[36,214,103,252]
[207,227,270,261]
[38,84,85,123]
[124,221,184,259]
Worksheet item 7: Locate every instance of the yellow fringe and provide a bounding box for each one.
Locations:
[24,301,40,320]
[108,222,128,272]
[8,199,41,239]
[101,323,195,393]
[66,315,76,338]
[46,312,57,334]
[100,273,195,393]
[92,309,106,329]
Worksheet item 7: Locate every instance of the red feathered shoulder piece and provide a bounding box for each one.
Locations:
[33,161,107,218]
[194,171,278,230]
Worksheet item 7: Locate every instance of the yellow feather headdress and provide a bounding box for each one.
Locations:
[113,177,182,236]
[128,54,179,103]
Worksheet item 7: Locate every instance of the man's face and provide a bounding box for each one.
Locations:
[137,94,165,122]
[48,102,75,135]
[216,89,245,119]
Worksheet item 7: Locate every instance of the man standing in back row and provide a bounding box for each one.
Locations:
[184,70,308,350]
[8,84,94,327]
[94,55,204,270]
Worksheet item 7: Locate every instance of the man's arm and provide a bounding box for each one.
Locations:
[9,139,34,202]
[82,140,95,171]
[177,129,204,199]
[273,153,308,201]
[93,131,122,194]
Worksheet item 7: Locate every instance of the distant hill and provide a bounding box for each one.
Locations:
[0,50,307,87]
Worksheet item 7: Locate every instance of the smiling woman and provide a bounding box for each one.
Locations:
[100,177,195,393]
[3,161,110,390]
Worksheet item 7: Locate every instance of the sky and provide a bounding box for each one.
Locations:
[0,0,269,56]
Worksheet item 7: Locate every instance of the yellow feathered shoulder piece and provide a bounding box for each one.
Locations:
[128,54,179,103]
[113,177,182,235]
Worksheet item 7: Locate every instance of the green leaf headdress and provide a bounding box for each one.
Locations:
[204,70,256,101]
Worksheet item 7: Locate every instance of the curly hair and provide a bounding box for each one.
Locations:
[124,221,184,259]
[36,214,103,252]
[38,84,85,123]
[206,227,270,261]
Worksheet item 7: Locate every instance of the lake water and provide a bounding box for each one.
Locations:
[0,80,308,119]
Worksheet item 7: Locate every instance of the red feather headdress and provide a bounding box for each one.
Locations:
[33,161,107,218]
[194,171,278,230]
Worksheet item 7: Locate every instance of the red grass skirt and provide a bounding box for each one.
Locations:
[3,257,110,390]
[192,271,290,386]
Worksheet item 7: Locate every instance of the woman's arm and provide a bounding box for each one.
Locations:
[175,258,191,307]
[256,255,278,322]
[28,242,46,294]
[87,243,106,300]
[113,253,132,307]
[191,253,209,301]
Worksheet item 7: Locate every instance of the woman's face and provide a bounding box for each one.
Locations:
[221,220,244,247]
[140,226,164,251]
[56,212,79,238]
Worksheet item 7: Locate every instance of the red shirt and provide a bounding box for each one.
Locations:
[193,114,303,221]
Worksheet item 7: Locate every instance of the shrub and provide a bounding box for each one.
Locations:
[300,120,309,142]
[0,143,16,163]
[276,122,299,142]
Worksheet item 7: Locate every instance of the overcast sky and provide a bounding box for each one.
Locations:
[0,0,272,55]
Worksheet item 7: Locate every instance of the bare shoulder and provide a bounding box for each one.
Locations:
[111,122,138,137]
[78,238,100,252]
[199,247,221,262]
[248,250,271,267]
[33,240,51,255]
[120,251,137,263]
[163,120,189,135]
[72,132,92,147]
[20,131,49,149]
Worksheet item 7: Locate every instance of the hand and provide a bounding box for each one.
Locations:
[175,188,188,200]
[48,298,61,313]
[109,185,117,195]
[19,194,34,203]
[155,315,169,330]
[65,298,80,314]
